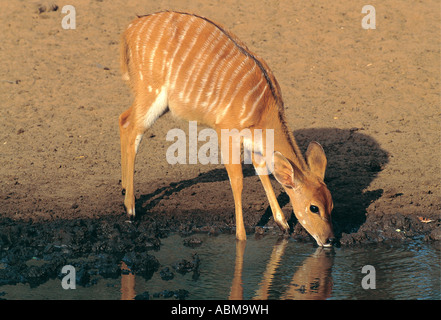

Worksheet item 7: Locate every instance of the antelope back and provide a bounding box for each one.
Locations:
[121,11,283,129]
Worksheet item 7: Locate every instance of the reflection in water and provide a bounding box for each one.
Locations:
[114,235,437,300]
[120,262,136,300]
[119,238,334,300]
[229,240,246,300]
[280,246,334,300]
[230,239,334,300]
[0,234,436,299]
[253,239,288,300]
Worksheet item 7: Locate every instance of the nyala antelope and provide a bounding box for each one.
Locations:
[119,11,334,246]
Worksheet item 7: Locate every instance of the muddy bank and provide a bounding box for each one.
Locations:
[0,207,439,290]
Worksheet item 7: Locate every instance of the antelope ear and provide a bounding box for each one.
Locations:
[305,141,327,180]
[273,151,303,188]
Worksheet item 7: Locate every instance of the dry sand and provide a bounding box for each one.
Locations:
[0,1,439,240]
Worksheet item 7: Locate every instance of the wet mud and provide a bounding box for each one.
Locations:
[0,206,439,292]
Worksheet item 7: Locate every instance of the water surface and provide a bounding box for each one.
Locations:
[1,234,439,300]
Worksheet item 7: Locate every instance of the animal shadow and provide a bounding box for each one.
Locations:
[295,128,389,236]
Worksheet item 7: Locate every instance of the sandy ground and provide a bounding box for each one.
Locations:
[0,0,440,242]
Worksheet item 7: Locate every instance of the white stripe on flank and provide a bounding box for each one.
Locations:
[215,101,232,124]
[222,61,256,116]
[161,49,169,76]
[127,18,142,40]
[173,20,207,101]
[167,16,196,90]
[196,40,231,108]
[212,57,248,123]
[194,39,228,106]
[183,28,222,103]
[221,57,248,101]
[240,84,267,126]
[206,48,241,112]
[141,14,162,67]
[136,18,149,59]
[239,76,264,118]
[149,13,174,77]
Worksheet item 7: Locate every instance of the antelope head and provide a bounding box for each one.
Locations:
[273,142,335,247]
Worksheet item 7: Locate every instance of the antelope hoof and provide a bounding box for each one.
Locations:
[276,220,290,234]
[125,203,136,219]
[236,234,247,241]
[125,211,135,223]
[235,230,247,241]
[127,209,135,218]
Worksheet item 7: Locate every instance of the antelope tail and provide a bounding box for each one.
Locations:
[120,32,130,81]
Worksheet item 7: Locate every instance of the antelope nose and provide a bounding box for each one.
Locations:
[323,237,335,247]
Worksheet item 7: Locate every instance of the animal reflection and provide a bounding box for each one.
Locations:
[120,261,136,300]
[229,239,334,300]
[119,238,334,300]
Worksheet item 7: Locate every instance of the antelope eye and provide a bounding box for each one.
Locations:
[310,205,319,214]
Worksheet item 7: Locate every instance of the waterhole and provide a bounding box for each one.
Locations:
[0,234,439,300]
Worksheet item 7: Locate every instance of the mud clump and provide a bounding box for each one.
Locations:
[159,267,174,281]
[135,289,190,300]
[428,228,441,241]
[172,253,200,280]
[34,2,59,15]
[339,212,440,245]
[0,215,164,288]
[183,237,203,248]
[134,291,150,300]
[122,251,159,280]
[152,289,190,300]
